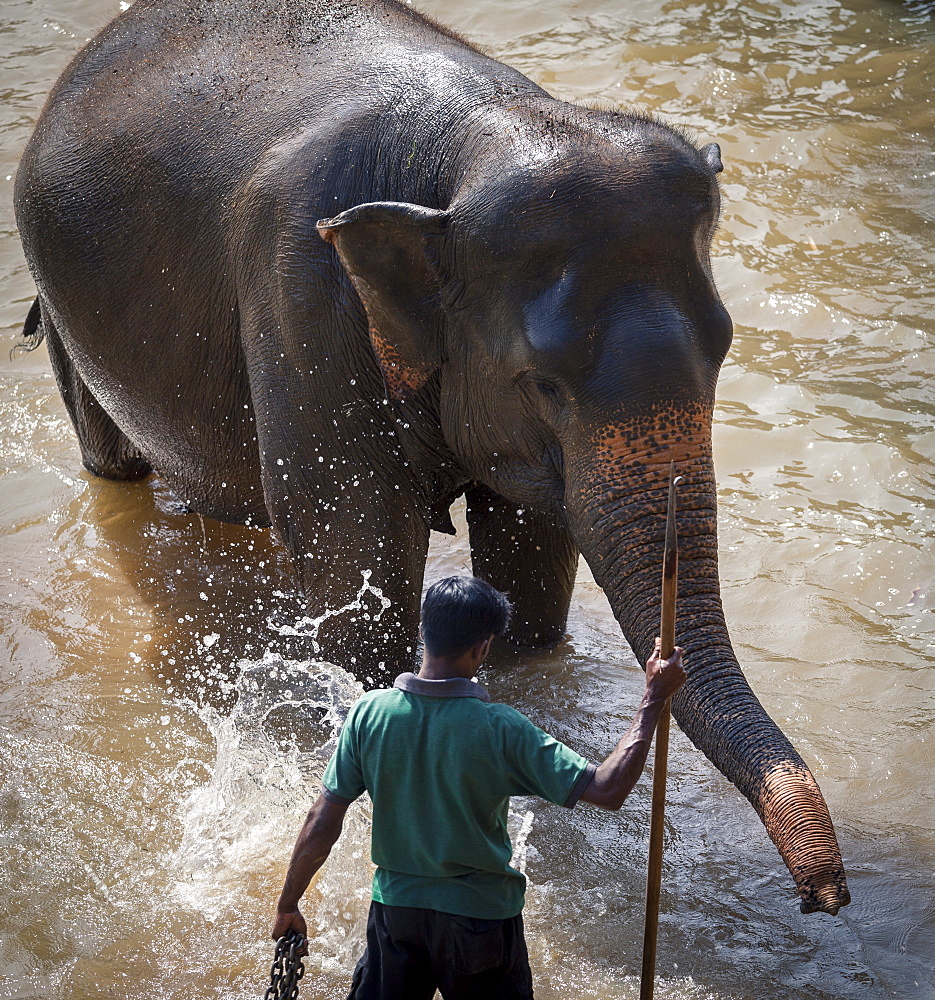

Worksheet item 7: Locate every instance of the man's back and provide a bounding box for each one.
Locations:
[322,672,594,919]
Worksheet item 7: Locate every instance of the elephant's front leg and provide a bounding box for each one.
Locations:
[465,484,578,647]
[262,449,431,686]
[274,472,429,687]
[235,217,433,684]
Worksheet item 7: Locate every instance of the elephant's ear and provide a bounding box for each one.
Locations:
[318,201,449,401]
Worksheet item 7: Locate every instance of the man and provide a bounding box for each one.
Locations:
[271,575,686,999]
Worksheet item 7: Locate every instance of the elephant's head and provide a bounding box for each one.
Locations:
[318,116,850,916]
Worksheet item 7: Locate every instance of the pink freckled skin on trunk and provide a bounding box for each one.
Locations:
[572,403,715,523]
[591,405,713,473]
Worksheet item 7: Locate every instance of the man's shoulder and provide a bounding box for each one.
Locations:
[347,682,535,734]
[483,700,538,733]
[351,686,406,712]
[337,688,408,750]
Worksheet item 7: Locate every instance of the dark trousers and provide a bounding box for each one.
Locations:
[347,901,534,1000]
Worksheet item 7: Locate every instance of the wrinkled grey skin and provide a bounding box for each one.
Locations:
[14,0,849,914]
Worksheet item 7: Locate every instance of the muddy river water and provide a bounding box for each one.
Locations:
[1,0,933,997]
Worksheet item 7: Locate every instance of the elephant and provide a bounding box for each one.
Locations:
[14,0,849,916]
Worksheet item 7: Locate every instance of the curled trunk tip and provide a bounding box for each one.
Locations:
[760,762,851,915]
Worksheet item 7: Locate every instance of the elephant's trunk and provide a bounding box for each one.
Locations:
[564,402,850,915]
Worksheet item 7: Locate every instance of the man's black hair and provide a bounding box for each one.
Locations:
[421,576,512,658]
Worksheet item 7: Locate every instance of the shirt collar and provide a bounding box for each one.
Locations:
[393,671,491,702]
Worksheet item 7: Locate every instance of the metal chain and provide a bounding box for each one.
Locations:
[264,929,306,1000]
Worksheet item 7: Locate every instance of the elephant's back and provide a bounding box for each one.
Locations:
[18,0,493,184]
[14,0,516,266]
[19,1,348,212]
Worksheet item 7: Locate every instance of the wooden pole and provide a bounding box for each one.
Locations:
[639,464,682,1000]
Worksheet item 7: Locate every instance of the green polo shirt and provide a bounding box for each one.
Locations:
[321,672,596,920]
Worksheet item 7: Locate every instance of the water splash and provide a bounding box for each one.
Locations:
[268,569,392,652]
[164,652,385,984]
[510,807,537,875]
[169,655,364,922]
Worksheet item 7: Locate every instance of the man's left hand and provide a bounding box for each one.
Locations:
[271,907,308,955]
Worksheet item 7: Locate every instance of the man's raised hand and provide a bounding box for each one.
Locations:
[645,638,686,701]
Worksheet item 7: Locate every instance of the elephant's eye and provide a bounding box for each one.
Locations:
[512,369,565,408]
[535,380,561,402]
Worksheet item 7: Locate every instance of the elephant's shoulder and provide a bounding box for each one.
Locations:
[233,115,382,229]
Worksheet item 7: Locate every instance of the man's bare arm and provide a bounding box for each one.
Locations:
[579,641,686,811]
[271,792,350,949]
